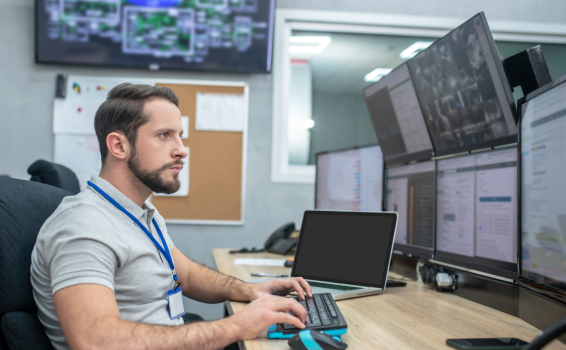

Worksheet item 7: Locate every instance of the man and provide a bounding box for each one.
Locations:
[31,83,311,350]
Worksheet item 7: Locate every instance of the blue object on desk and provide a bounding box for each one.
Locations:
[287,330,348,350]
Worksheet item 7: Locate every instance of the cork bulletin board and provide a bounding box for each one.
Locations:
[151,80,248,225]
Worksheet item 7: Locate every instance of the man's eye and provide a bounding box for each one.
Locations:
[160,133,168,139]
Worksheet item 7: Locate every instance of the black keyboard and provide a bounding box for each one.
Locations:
[277,293,348,334]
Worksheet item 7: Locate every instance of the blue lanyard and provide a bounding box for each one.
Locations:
[87,181,177,282]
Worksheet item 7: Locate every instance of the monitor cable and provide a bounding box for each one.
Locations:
[524,317,566,350]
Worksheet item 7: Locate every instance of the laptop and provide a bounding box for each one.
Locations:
[290,210,398,300]
[263,210,397,339]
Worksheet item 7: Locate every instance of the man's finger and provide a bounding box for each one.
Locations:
[272,297,307,323]
[274,313,305,329]
[296,277,312,298]
[292,281,306,300]
[284,298,308,323]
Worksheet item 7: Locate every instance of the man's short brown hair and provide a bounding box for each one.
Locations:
[94,83,179,164]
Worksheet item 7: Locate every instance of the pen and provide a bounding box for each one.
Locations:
[251,273,290,278]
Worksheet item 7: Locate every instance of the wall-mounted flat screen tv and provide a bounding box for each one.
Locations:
[36,0,275,73]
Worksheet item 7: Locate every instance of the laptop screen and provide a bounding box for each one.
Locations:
[292,211,397,289]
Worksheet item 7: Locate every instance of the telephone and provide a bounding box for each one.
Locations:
[264,222,297,255]
[229,222,298,255]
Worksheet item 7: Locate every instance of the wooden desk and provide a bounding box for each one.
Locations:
[212,249,564,350]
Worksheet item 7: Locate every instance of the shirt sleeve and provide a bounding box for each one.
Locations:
[46,204,128,295]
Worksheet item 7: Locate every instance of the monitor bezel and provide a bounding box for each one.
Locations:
[383,159,437,257]
[408,12,518,158]
[291,210,398,289]
[314,143,383,211]
[433,145,519,280]
[363,63,435,165]
[518,73,566,297]
[393,243,434,259]
[34,0,276,74]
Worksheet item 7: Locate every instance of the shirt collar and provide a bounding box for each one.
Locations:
[88,175,148,221]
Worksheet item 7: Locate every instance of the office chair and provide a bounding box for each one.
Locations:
[0,177,73,350]
[27,159,81,195]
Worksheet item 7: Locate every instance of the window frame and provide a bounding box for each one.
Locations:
[271,9,566,184]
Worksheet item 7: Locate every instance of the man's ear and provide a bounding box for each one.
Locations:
[106,132,130,161]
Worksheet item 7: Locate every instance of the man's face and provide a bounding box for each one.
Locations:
[127,98,188,194]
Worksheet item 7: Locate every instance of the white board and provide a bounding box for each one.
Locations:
[53,76,153,135]
[54,134,102,190]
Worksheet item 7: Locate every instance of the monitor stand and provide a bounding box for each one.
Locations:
[502,45,552,122]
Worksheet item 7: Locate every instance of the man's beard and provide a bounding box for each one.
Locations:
[127,149,184,194]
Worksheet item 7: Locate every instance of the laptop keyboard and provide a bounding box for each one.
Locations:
[283,293,339,329]
[308,281,364,291]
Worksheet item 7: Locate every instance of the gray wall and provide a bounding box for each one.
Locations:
[1,0,564,321]
[309,92,377,164]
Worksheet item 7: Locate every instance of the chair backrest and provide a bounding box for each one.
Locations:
[27,160,81,195]
[0,177,72,349]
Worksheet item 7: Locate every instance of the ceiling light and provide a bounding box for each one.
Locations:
[303,119,315,129]
[364,68,392,82]
[289,36,331,54]
[400,41,433,59]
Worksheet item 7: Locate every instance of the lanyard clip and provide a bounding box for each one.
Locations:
[172,270,178,281]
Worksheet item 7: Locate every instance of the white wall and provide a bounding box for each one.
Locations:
[1,0,564,320]
[288,61,313,165]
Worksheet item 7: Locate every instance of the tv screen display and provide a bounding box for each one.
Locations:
[407,12,517,156]
[36,0,275,73]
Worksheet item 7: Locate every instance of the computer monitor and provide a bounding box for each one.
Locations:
[520,73,566,295]
[434,147,518,279]
[315,145,383,212]
[385,160,436,258]
[363,63,435,166]
[407,12,517,157]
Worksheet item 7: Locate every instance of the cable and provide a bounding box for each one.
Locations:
[524,317,566,350]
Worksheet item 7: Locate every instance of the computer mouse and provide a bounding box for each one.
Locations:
[288,330,348,350]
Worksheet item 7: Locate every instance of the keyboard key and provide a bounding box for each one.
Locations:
[330,310,338,318]
[307,313,321,327]
[299,299,308,311]
[320,312,332,326]
[283,323,297,330]
[306,298,316,311]
[314,298,326,312]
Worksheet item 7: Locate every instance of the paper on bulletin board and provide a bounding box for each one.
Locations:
[181,116,189,139]
[195,93,245,132]
[154,147,189,197]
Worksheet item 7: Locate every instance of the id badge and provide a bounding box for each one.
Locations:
[167,287,185,320]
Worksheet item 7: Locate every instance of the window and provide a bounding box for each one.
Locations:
[271,10,566,183]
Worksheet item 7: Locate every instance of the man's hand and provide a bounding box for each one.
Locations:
[248,277,313,301]
[230,294,307,340]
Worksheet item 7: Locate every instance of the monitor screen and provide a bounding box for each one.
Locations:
[435,147,518,279]
[363,63,434,165]
[36,0,275,73]
[407,12,517,156]
[385,160,436,257]
[292,211,397,288]
[521,77,566,290]
[315,145,383,212]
